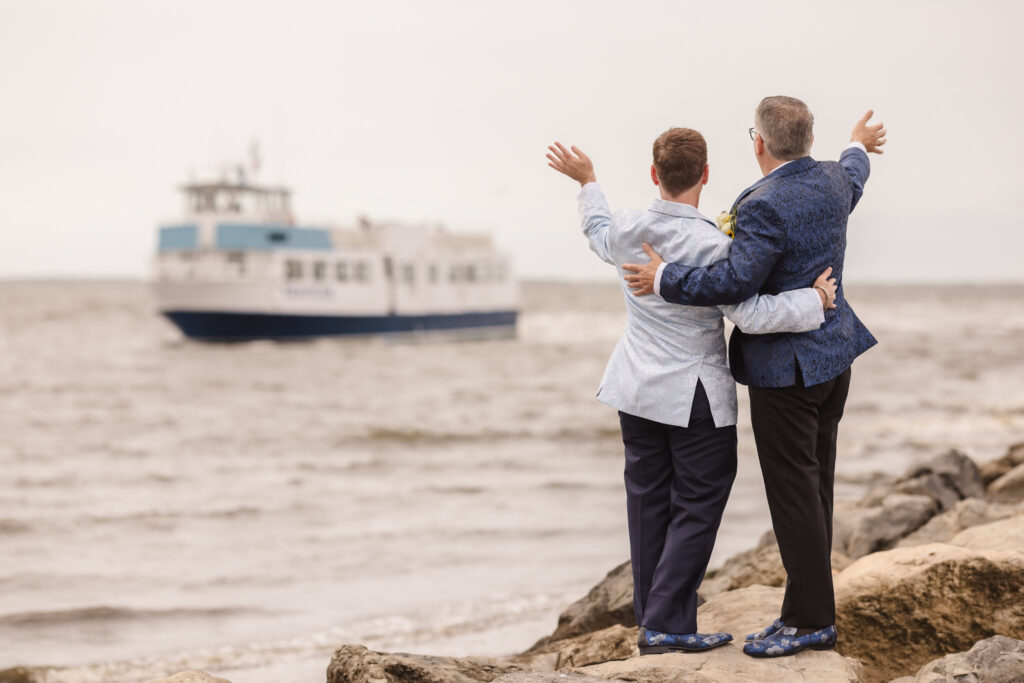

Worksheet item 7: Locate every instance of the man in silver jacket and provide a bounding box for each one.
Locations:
[546,128,835,653]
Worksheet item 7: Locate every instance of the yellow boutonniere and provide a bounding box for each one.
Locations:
[715,211,736,239]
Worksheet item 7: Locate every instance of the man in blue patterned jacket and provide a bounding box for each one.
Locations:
[622,96,886,658]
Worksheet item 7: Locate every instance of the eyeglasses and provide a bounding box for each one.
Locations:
[748,127,758,141]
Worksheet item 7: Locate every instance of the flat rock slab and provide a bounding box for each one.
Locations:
[563,585,863,683]
[146,672,232,683]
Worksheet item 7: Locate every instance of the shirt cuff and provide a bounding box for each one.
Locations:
[846,141,867,154]
[577,181,601,199]
[654,262,667,298]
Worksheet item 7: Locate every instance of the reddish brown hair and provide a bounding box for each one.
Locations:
[652,128,707,196]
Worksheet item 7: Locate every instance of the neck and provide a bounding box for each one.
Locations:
[660,185,701,208]
[758,154,788,177]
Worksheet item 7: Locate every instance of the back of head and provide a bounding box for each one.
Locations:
[755,96,814,160]
[652,128,707,196]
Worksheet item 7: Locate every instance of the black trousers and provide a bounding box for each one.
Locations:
[618,381,737,634]
[748,367,852,629]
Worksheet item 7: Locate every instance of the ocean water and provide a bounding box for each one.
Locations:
[1,281,1022,682]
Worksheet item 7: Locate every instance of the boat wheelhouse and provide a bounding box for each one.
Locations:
[152,174,519,340]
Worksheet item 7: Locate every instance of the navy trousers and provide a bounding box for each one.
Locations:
[618,381,737,634]
[748,367,852,629]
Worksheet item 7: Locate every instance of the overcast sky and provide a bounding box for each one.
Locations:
[1,0,1021,282]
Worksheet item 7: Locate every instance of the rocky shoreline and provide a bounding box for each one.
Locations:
[5,446,1024,683]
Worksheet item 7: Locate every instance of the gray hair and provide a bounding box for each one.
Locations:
[755,96,814,160]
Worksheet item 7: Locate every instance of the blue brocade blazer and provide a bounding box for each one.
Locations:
[658,148,878,388]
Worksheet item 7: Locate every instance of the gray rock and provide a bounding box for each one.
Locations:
[524,561,635,652]
[897,498,1024,548]
[833,494,940,559]
[563,585,864,683]
[325,644,526,683]
[834,544,1024,682]
[863,449,984,511]
[989,462,1024,503]
[898,635,1024,682]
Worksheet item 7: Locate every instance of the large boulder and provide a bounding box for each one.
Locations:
[325,644,527,683]
[146,673,232,683]
[889,635,1024,683]
[834,544,1024,682]
[524,561,635,652]
[988,462,1024,503]
[492,674,613,683]
[562,585,864,683]
[700,529,851,596]
[896,498,1024,547]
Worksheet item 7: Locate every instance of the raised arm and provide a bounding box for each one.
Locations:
[720,268,837,334]
[845,110,886,211]
[547,142,615,265]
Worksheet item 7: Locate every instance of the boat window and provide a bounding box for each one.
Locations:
[355,262,369,282]
[428,264,438,283]
[466,264,477,283]
[448,265,459,283]
[313,261,326,281]
[336,262,349,282]
[402,264,415,285]
[496,263,506,282]
[268,231,288,243]
[285,260,303,280]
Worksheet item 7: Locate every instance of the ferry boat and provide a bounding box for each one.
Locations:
[152,170,519,341]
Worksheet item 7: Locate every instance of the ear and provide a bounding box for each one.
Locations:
[754,135,764,156]
[650,165,659,186]
[702,164,710,186]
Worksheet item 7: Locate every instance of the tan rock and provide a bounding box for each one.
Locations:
[834,544,1024,682]
[563,585,864,683]
[988,462,1024,503]
[948,513,1024,551]
[146,672,232,683]
[325,644,526,683]
[512,624,636,670]
[896,498,1024,547]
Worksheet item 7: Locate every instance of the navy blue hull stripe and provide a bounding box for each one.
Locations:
[163,310,518,340]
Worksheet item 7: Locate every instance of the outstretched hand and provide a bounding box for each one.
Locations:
[850,110,886,154]
[547,142,597,186]
[813,267,838,310]
[622,243,664,296]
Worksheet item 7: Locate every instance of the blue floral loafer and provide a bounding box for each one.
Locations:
[742,624,836,657]
[638,627,733,654]
[745,617,784,641]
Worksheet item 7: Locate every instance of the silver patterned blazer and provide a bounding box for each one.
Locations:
[578,183,825,428]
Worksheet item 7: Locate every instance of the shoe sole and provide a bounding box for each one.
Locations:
[638,639,732,655]
[743,643,836,658]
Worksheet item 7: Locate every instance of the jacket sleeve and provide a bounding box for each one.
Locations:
[840,146,870,212]
[719,287,824,334]
[577,182,615,266]
[658,197,785,306]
